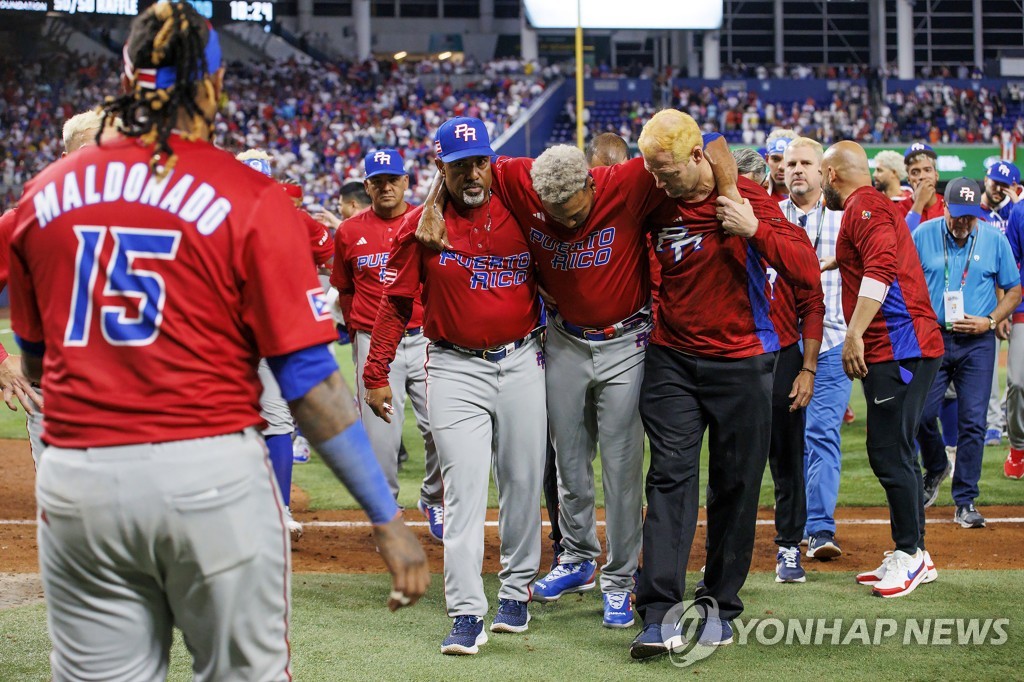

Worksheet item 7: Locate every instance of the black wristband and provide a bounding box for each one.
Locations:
[799,367,816,376]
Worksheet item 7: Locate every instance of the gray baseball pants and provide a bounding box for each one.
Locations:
[1007,324,1024,449]
[547,318,647,593]
[36,428,292,681]
[427,337,546,617]
[353,330,442,506]
[258,358,294,436]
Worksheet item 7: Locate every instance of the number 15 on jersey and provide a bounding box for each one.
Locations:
[66,225,181,347]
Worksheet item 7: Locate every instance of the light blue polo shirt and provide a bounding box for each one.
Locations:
[912,217,1020,326]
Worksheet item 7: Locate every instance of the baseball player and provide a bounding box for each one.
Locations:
[899,142,946,231]
[821,141,943,598]
[364,117,545,655]
[8,5,427,679]
[0,109,123,466]
[982,160,1021,232]
[236,148,335,541]
[414,135,741,629]
[331,148,443,541]
[764,128,798,201]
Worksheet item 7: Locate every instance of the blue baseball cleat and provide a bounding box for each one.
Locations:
[441,616,487,655]
[417,499,444,542]
[531,559,597,602]
[602,591,635,628]
[490,599,530,633]
[629,622,685,660]
[697,616,734,646]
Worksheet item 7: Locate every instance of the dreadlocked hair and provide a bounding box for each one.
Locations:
[100,1,216,178]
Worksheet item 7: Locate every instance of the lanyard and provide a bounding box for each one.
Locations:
[943,230,978,292]
[786,199,826,253]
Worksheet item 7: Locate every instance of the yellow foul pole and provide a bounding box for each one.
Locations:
[575,0,584,150]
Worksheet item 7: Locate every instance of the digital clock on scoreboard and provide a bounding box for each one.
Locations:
[228,0,272,22]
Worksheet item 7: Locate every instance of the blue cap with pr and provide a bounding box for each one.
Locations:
[434,117,494,163]
[364,148,408,178]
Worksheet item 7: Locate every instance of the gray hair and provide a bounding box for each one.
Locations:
[62,109,105,153]
[873,150,908,180]
[531,145,589,205]
[733,147,767,185]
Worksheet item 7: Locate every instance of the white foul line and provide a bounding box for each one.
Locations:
[2,518,1024,528]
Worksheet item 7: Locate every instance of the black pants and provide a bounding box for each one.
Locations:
[769,343,808,547]
[542,437,562,545]
[636,344,776,624]
[862,357,941,554]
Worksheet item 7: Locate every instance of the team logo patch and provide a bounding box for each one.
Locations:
[861,210,872,219]
[307,287,332,322]
[454,123,477,141]
[381,267,398,285]
[959,187,976,202]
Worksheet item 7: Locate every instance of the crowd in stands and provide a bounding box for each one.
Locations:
[0,53,544,210]
[575,82,1024,148]
[0,50,1019,211]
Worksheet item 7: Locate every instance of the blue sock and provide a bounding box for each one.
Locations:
[940,397,958,448]
[266,433,294,506]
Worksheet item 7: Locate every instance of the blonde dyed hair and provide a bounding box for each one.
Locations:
[638,109,702,164]
[785,137,824,160]
[873,150,908,180]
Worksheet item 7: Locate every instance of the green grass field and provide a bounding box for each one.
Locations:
[1,572,1021,681]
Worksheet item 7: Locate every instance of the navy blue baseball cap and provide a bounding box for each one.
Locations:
[986,160,1021,186]
[944,177,989,219]
[434,117,494,163]
[765,138,791,157]
[904,142,937,163]
[364,148,408,178]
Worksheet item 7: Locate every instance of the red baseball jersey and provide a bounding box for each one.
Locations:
[491,156,669,326]
[769,270,825,348]
[301,210,335,267]
[9,134,337,448]
[896,194,945,223]
[363,199,539,389]
[330,205,424,333]
[646,176,821,358]
[835,186,944,364]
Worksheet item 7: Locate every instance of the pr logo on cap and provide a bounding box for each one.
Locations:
[959,186,976,202]
[374,151,393,164]
[453,124,477,142]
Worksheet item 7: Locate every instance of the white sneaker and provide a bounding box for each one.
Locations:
[855,551,894,586]
[293,436,311,464]
[921,549,938,584]
[285,506,303,541]
[872,549,927,598]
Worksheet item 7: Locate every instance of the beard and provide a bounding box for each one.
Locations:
[873,178,890,193]
[821,179,844,211]
[462,190,487,207]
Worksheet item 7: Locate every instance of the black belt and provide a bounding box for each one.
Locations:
[558,308,651,341]
[404,326,423,337]
[434,327,545,362]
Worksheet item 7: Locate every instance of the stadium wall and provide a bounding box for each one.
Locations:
[275,16,520,61]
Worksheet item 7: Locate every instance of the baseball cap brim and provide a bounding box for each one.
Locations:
[439,145,495,163]
[947,204,988,219]
[365,168,409,179]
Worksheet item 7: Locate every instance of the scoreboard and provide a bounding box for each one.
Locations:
[0,0,273,22]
